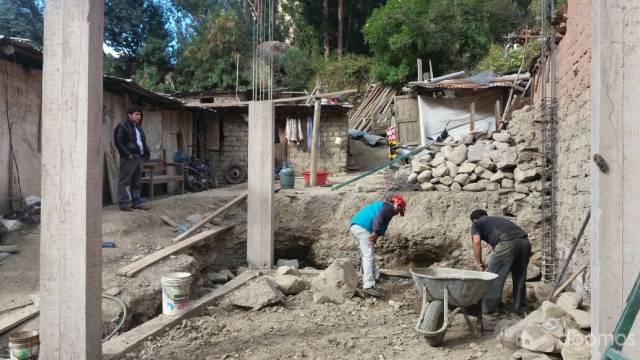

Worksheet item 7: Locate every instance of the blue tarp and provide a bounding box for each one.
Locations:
[348,128,385,146]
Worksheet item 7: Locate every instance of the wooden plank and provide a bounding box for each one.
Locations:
[247,102,274,269]
[310,99,321,186]
[102,270,259,359]
[172,192,247,243]
[380,269,411,278]
[40,0,104,357]
[495,100,502,131]
[0,245,20,253]
[119,223,234,277]
[0,305,39,335]
[159,215,178,228]
[469,101,476,131]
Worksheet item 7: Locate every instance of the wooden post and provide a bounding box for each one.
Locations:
[495,100,502,131]
[469,101,476,131]
[247,101,274,269]
[591,0,640,357]
[417,58,423,82]
[309,99,321,186]
[39,0,103,358]
[429,59,434,81]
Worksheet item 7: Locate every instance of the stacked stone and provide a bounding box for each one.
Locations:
[405,129,540,195]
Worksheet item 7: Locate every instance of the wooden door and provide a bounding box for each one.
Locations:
[394,95,420,145]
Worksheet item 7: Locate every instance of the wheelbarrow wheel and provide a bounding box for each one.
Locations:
[421,300,446,346]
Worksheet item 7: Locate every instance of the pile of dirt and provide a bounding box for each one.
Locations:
[129,274,515,360]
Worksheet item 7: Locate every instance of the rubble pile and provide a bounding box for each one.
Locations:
[499,292,591,360]
[401,126,541,197]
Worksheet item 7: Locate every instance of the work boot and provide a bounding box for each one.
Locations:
[132,202,150,210]
[119,206,133,212]
[363,287,384,298]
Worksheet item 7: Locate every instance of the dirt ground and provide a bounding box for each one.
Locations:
[128,275,517,360]
[0,175,534,359]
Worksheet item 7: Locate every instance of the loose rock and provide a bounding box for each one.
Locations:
[463,183,486,192]
[430,152,446,167]
[446,161,459,177]
[435,184,450,192]
[271,275,308,295]
[491,147,518,170]
[515,168,540,183]
[228,277,286,310]
[454,173,471,186]
[474,166,494,180]
[417,170,432,183]
[407,172,418,184]
[561,329,591,360]
[519,324,561,353]
[276,259,300,269]
[451,182,462,192]
[276,265,299,276]
[310,258,358,304]
[493,131,512,143]
[420,182,435,191]
[567,309,590,329]
[490,170,506,183]
[433,163,449,177]
[458,162,477,174]
[468,142,492,163]
[557,292,582,312]
[439,176,454,186]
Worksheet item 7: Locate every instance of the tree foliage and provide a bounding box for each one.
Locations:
[0,0,44,46]
[363,0,533,88]
[475,41,540,74]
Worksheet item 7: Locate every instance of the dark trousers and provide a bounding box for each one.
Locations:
[118,157,143,207]
[484,237,531,314]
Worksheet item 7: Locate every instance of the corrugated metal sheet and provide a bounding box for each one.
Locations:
[407,80,513,90]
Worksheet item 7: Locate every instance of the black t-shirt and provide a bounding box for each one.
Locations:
[471,216,527,247]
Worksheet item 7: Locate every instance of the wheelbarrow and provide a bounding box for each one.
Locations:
[411,267,498,346]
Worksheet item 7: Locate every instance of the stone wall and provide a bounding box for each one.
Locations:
[535,0,592,293]
[288,114,348,175]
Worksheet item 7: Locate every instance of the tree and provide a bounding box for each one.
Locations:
[0,0,44,46]
[172,5,252,92]
[363,0,526,87]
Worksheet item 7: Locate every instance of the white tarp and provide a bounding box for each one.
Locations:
[417,92,500,144]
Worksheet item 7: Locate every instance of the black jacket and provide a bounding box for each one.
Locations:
[114,120,150,160]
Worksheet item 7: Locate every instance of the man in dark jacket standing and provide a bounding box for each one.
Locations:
[114,105,150,211]
[470,209,531,314]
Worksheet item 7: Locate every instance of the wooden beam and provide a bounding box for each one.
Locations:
[0,305,39,335]
[470,101,476,131]
[39,0,104,358]
[309,99,322,186]
[159,215,178,228]
[0,245,20,253]
[192,89,357,108]
[172,192,247,243]
[102,270,259,359]
[495,100,502,131]
[118,223,234,277]
[247,102,274,269]
[417,58,423,82]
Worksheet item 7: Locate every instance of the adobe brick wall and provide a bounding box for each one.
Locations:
[553,0,591,293]
[288,115,348,176]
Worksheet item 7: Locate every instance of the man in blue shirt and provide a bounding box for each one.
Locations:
[350,195,406,297]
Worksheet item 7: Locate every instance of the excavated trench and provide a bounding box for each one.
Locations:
[103,187,538,336]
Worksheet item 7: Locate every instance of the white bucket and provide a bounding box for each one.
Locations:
[9,331,39,360]
[161,272,192,316]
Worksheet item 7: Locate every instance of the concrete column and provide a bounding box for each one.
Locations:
[39,0,103,358]
[591,1,640,357]
[247,101,274,269]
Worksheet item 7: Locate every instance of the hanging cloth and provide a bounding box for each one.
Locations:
[285,117,304,145]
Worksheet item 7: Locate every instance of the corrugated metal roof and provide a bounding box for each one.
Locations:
[407,79,513,91]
